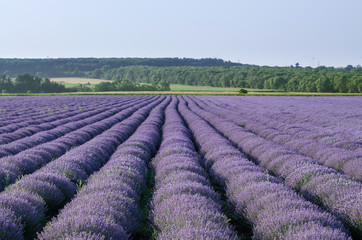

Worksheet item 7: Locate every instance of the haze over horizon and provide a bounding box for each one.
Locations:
[1,0,361,68]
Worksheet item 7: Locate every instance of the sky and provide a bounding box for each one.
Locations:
[0,0,361,67]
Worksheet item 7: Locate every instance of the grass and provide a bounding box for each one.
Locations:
[50,78,112,88]
[170,84,241,92]
[0,91,240,96]
[50,78,112,84]
[133,170,156,240]
[1,78,361,96]
[1,91,361,97]
[49,78,275,92]
[170,84,282,93]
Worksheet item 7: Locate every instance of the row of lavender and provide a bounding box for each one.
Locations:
[38,97,170,239]
[0,96,143,135]
[185,96,361,238]
[192,96,362,180]
[178,96,351,239]
[0,97,125,141]
[232,96,361,135]
[0,96,103,127]
[0,96,165,239]
[0,96,154,190]
[150,98,238,239]
[0,97,67,125]
[0,96,142,156]
[0,95,359,239]
[208,96,362,154]
[1,96,239,239]
[209,96,362,153]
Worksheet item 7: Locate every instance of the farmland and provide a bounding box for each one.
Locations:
[0,95,361,240]
[49,78,112,89]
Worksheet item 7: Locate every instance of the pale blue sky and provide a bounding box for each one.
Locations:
[0,0,361,67]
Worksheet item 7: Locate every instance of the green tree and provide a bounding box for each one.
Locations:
[316,75,333,92]
[0,74,13,92]
[286,75,300,92]
[334,74,348,93]
[94,82,113,91]
[40,78,67,93]
[358,82,362,93]
[14,73,41,93]
[347,76,362,93]
[270,76,287,90]
[158,81,170,91]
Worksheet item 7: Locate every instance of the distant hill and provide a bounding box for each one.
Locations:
[0,58,242,77]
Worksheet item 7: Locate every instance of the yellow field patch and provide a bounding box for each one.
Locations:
[50,78,112,84]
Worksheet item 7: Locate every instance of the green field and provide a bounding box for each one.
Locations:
[50,78,280,93]
[2,91,361,97]
[1,78,361,96]
[170,84,241,92]
[169,84,282,92]
[50,78,112,88]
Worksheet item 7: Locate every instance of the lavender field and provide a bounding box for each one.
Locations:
[0,95,360,240]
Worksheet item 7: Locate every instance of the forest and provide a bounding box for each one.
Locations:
[0,58,240,77]
[88,65,362,93]
[0,58,361,93]
[0,74,170,93]
[0,74,67,93]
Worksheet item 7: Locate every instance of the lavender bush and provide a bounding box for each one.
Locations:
[178,96,352,240]
[150,97,239,239]
[189,96,362,180]
[0,96,157,191]
[0,96,165,239]
[38,97,170,239]
[183,96,361,238]
[0,95,359,239]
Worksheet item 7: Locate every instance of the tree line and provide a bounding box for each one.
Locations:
[94,80,170,92]
[0,74,170,93]
[88,65,362,93]
[0,74,67,93]
[0,58,361,93]
[0,58,240,77]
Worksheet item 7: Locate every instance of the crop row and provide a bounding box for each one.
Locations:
[38,97,170,239]
[178,96,351,239]
[190,96,362,180]
[0,96,156,190]
[0,97,67,125]
[150,98,238,239]
[184,96,361,237]
[0,96,97,127]
[0,95,359,239]
[0,96,102,132]
[0,96,144,148]
[0,96,147,139]
[0,104,82,135]
[0,98,127,141]
[208,96,362,153]
[0,96,165,239]
[213,96,362,154]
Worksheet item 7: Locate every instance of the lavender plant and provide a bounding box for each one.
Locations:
[190,96,362,180]
[0,97,157,191]
[178,96,352,240]
[151,97,240,239]
[183,96,361,238]
[0,96,165,239]
[37,97,170,240]
[0,96,141,144]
